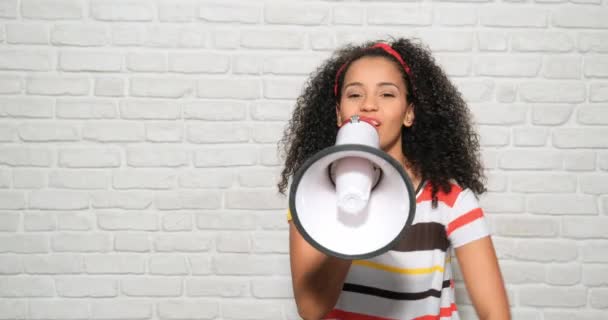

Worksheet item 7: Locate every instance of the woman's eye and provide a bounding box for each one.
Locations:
[347,93,361,98]
[381,93,396,98]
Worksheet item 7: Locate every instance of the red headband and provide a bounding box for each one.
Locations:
[333,43,413,97]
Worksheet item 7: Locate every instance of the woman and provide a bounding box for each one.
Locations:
[277,38,510,320]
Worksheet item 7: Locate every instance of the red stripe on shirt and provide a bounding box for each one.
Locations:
[324,309,396,320]
[412,303,458,320]
[446,207,484,237]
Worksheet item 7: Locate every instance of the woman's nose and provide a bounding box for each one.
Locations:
[360,96,378,111]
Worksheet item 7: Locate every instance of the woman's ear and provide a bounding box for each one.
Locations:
[403,104,415,127]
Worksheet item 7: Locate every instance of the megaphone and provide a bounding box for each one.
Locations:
[289,115,416,260]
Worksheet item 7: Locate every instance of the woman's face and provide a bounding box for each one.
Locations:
[337,56,414,152]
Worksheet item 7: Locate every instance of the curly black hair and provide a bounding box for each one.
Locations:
[277,37,486,208]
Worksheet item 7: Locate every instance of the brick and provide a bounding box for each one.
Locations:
[114,233,150,252]
[499,261,545,284]
[453,80,494,102]
[584,56,608,78]
[120,100,180,119]
[189,255,212,275]
[528,195,597,215]
[95,77,124,97]
[519,287,586,307]
[519,81,585,103]
[186,277,248,297]
[26,75,89,96]
[251,277,293,298]
[579,174,608,194]
[187,123,249,144]
[491,216,558,237]
[514,240,578,262]
[545,263,580,285]
[199,3,260,23]
[158,300,219,320]
[49,170,109,189]
[6,23,48,44]
[238,168,279,188]
[477,31,507,52]
[0,75,21,94]
[197,212,257,230]
[241,30,303,49]
[221,301,282,319]
[417,30,473,52]
[111,24,145,46]
[499,149,561,170]
[21,0,83,19]
[478,193,525,213]
[579,33,608,53]
[0,255,22,274]
[590,288,608,308]
[563,217,608,239]
[511,32,574,52]
[211,29,239,49]
[259,145,280,166]
[60,51,121,72]
[225,189,286,209]
[145,122,182,142]
[469,104,526,125]
[85,254,145,274]
[0,97,53,118]
[23,254,81,274]
[264,78,307,99]
[368,6,432,26]
[162,213,192,231]
[158,0,198,22]
[0,213,19,231]
[0,277,53,297]
[154,235,213,252]
[480,6,547,27]
[553,128,608,148]
[52,233,111,252]
[0,191,24,209]
[156,191,221,210]
[197,78,261,99]
[0,147,51,167]
[544,311,608,320]
[183,101,246,121]
[30,191,89,210]
[252,231,289,253]
[251,101,292,121]
[91,301,152,320]
[98,212,157,231]
[57,212,93,231]
[18,122,78,141]
[543,56,581,79]
[265,4,327,25]
[478,126,509,147]
[436,7,477,26]
[0,300,26,319]
[513,127,548,147]
[121,278,182,297]
[583,265,608,286]
[91,0,154,21]
[553,7,608,28]
[91,191,153,209]
[56,98,116,119]
[130,78,193,98]
[194,146,257,167]
[590,82,608,102]
[217,232,251,253]
[23,213,55,231]
[178,169,234,189]
[59,148,121,168]
[252,123,284,143]
[310,31,335,51]
[113,169,175,190]
[51,24,108,46]
[213,254,287,276]
[263,55,325,76]
[56,277,117,297]
[511,173,575,193]
[435,54,472,77]
[12,169,46,189]
[0,123,15,142]
[0,0,17,18]
[126,147,189,167]
[333,6,363,25]
[0,49,51,71]
[126,52,167,72]
[581,241,608,263]
[149,255,188,275]
[169,52,229,74]
[531,104,573,125]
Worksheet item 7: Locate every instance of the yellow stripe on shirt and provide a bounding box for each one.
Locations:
[352,257,452,275]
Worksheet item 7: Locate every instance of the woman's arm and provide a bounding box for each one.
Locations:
[289,221,352,320]
[455,236,511,320]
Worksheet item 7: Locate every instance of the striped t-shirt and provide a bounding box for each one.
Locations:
[287,180,490,320]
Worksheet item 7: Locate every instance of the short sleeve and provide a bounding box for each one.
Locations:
[446,188,490,248]
[287,208,292,222]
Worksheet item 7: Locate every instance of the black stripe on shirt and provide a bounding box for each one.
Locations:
[342,280,451,301]
[391,222,449,252]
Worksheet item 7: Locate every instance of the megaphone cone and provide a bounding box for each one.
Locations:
[289,115,416,260]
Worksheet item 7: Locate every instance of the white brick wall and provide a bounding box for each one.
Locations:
[0,0,606,319]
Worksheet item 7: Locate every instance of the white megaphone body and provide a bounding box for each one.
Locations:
[289,115,416,260]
